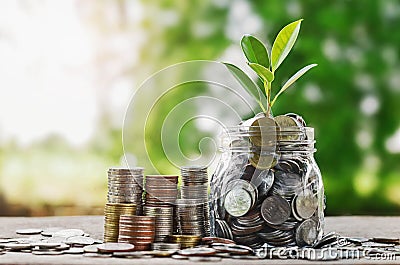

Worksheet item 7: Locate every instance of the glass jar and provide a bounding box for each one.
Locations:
[210,124,325,248]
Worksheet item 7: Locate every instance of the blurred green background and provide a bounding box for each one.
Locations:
[0,0,399,216]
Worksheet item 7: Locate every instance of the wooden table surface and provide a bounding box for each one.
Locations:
[0,216,399,264]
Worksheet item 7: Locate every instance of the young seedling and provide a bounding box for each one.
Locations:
[224,19,317,116]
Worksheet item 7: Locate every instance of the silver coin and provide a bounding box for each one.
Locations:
[63,247,85,254]
[45,236,68,244]
[16,229,42,235]
[261,195,291,225]
[224,188,252,217]
[32,250,63,255]
[178,247,216,256]
[97,243,135,253]
[296,219,318,247]
[112,251,153,258]
[32,242,61,249]
[55,243,70,251]
[54,229,85,238]
[295,190,318,219]
[3,243,32,250]
[66,236,95,246]
[83,245,99,253]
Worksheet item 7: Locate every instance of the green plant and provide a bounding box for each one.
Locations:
[224,19,317,115]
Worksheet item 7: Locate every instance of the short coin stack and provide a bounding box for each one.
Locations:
[103,203,137,242]
[144,175,178,242]
[107,167,144,215]
[169,235,201,249]
[176,166,210,237]
[118,215,156,251]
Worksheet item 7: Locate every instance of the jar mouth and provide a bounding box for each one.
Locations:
[219,126,316,153]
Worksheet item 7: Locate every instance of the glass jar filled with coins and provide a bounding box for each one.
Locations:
[210,113,325,249]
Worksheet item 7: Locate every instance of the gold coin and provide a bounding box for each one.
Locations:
[249,152,277,169]
[274,115,301,141]
[249,117,277,147]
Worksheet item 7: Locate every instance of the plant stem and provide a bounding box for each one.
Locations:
[264,81,272,116]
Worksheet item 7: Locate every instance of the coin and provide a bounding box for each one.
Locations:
[249,168,274,197]
[118,215,155,248]
[285,113,307,127]
[201,237,235,245]
[41,227,64,237]
[62,247,85,254]
[97,243,135,253]
[296,219,318,247]
[55,243,70,251]
[295,190,318,219]
[224,188,252,217]
[66,236,95,246]
[3,243,32,250]
[152,243,180,251]
[32,242,61,249]
[274,115,302,141]
[54,229,85,238]
[261,195,291,225]
[16,229,42,235]
[249,152,277,170]
[171,254,189,260]
[371,237,400,245]
[107,167,144,214]
[32,250,63,255]
[249,116,277,147]
[178,247,216,256]
[169,235,201,249]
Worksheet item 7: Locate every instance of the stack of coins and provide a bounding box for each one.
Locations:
[143,205,174,242]
[169,235,201,249]
[180,166,208,200]
[145,175,178,205]
[118,215,156,251]
[177,166,210,236]
[107,167,144,215]
[103,203,137,242]
[176,199,208,237]
[144,175,178,242]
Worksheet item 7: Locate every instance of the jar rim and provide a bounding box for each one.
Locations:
[219,126,316,153]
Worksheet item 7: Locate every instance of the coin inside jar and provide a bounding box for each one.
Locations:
[224,188,252,217]
[249,116,277,147]
[295,219,318,247]
[274,115,302,141]
[261,195,291,225]
[249,152,277,170]
[295,190,319,219]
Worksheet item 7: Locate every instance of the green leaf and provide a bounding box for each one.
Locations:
[271,19,303,72]
[241,35,270,68]
[248,62,274,82]
[223,62,268,111]
[271,63,317,107]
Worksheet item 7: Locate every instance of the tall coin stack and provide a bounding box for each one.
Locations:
[103,203,136,242]
[176,166,210,237]
[107,167,144,215]
[144,175,178,242]
[118,215,156,251]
